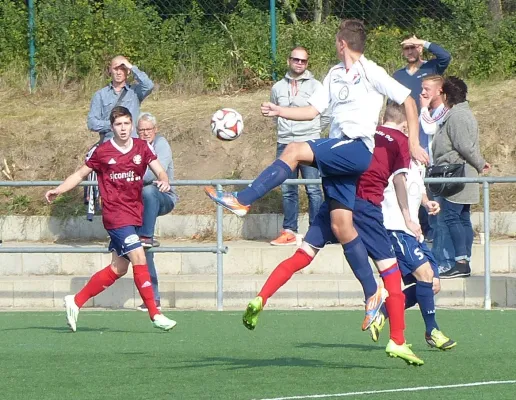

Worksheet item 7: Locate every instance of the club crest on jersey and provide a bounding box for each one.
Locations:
[352,74,361,84]
[133,154,142,165]
[338,85,349,100]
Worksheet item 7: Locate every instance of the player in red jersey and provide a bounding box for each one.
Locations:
[45,106,176,332]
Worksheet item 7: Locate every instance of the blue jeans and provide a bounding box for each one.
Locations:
[440,198,473,261]
[137,185,175,300]
[432,196,456,269]
[139,185,175,238]
[277,142,323,232]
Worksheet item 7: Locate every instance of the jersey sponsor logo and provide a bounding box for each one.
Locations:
[124,234,140,245]
[110,170,141,182]
[133,154,142,165]
[375,130,394,142]
[108,158,117,165]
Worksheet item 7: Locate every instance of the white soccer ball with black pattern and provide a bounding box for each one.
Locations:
[210,108,244,141]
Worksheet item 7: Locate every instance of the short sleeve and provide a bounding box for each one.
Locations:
[363,60,411,105]
[85,145,101,171]
[308,72,331,114]
[144,141,158,165]
[393,136,411,174]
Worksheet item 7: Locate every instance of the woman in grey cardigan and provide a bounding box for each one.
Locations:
[432,77,490,279]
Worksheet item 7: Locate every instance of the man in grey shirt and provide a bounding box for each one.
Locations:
[88,55,154,141]
[136,112,178,311]
[269,46,324,246]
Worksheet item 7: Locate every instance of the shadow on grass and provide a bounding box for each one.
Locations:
[0,326,139,334]
[295,342,383,352]
[168,356,397,371]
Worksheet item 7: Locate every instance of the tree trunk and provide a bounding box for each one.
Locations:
[322,0,331,21]
[488,0,503,20]
[280,0,299,24]
[313,0,323,24]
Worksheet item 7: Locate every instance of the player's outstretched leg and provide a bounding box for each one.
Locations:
[205,142,315,216]
[243,248,314,330]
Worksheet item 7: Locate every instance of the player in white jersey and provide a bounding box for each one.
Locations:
[205,19,429,364]
[378,160,457,350]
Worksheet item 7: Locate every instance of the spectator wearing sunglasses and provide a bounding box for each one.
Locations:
[393,36,451,110]
[268,46,325,246]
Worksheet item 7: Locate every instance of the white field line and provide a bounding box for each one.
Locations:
[254,380,516,400]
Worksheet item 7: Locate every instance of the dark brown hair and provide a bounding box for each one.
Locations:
[337,19,366,53]
[442,76,468,107]
[110,106,132,125]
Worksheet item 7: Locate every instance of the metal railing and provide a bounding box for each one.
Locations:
[1,177,516,310]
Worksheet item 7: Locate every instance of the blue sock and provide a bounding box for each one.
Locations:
[416,281,439,335]
[343,236,377,301]
[404,284,418,309]
[237,159,292,206]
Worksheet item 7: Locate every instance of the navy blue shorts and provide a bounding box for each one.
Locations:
[304,198,394,263]
[307,138,372,209]
[107,226,142,257]
[388,230,439,284]
[353,198,395,261]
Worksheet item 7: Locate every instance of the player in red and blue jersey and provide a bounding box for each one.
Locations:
[45,106,176,332]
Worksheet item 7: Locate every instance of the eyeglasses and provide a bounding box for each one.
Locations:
[289,57,308,64]
[137,128,155,133]
[402,45,417,51]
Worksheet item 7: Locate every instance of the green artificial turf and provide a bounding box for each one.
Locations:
[0,309,514,400]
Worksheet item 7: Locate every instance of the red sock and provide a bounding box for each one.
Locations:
[133,264,160,320]
[258,249,313,305]
[380,263,405,345]
[74,265,119,308]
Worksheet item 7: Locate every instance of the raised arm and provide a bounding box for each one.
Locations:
[425,42,451,74]
[131,66,154,102]
[261,103,319,121]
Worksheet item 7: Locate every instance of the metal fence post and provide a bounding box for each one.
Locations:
[483,181,491,310]
[216,184,224,311]
[270,0,277,81]
[28,0,36,92]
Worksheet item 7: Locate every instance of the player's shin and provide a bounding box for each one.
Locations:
[415,280,439,334]
[236,159,292,206]
[343,236,378,300]
[380,263,406,345]
[133,264,160,319]
[258,248,313,305]
[74,265,120,307]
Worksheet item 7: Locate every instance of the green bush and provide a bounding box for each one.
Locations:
[0,0,515,92]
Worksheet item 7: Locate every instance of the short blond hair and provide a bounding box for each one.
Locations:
[422,74,444,86]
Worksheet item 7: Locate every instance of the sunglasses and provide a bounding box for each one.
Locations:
[402,45,417,51]
[289,57,308,64]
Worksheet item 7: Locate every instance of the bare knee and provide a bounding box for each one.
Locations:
[329,208,356,243]
[111,254,130,276]
[412,262,434,283]
[280,142,314,169]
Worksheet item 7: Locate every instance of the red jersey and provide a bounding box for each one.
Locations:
[85,138,157,230]
[356,125,410,206]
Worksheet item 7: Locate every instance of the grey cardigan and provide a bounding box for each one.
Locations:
[432,101,486,204]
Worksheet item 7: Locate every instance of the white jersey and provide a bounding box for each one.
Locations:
[382,161,426,237]
[308,55,411,152]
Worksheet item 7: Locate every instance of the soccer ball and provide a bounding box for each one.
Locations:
[210,108,244,141]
